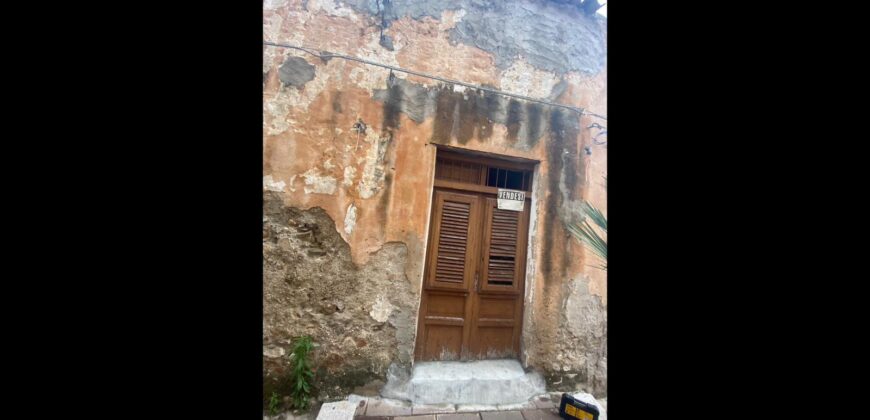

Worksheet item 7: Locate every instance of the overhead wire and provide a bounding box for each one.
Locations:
[263,40,607,121]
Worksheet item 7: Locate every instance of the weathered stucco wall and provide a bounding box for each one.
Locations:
[263,0,607,403]
[264,192,418,401]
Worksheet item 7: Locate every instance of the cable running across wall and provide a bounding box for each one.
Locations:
[263,40,607,121]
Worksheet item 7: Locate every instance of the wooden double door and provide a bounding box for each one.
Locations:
[414,188,531,361]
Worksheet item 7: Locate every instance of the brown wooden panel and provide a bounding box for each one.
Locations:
[476,318,515,327]
[434,179,531,196]
[423,325,464,361]
[424,190,481,291]
[424,316,465,326]
[479,198,529,294]
[472,327,516,359]
[469,293,521,357]
[433,149,535,192]
[488,210,518,285]
[477,297,516,319]
[427,293,467,318]
[436,148,538,172]
[435,157,485,184]
[416,149,533,362]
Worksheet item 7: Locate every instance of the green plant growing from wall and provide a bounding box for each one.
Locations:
[568,177,607,270]
[268,391,281,416]
[289,336,314,410]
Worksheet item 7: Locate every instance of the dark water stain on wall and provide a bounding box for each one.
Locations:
[430,86,542,146]
[372,78,548,148]
[382,82,403,134]
[524,102,544,148]
[378,171,394,223]
[431,86,459,144]
[325,91,344,130]
[332,91,344,114]
[477,89,501,140]
[373,78,436,124]
[278,56,316,89]
[540,108,582,286]
[505,99,522,143]
[456,91,479,145]
[555,110,581,202]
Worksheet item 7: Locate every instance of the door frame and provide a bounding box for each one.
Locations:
[413,146,538,361]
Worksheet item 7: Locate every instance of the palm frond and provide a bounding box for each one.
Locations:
[569,192,607,270]
[568,220,607,261]
[580,201,606,231]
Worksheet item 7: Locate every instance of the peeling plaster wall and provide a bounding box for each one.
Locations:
[263,0,607,401]
[263,192,417,401]
[343,0,606,74]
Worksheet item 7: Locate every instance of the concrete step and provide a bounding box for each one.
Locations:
[390,359,546,405]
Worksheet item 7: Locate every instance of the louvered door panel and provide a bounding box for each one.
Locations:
[488,209,519,285]
[425,191,481,291]
[469,196,530,359]
[479,197,528,293]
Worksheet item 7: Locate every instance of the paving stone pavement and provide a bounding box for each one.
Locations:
[270,392,604,420]
[350,396,564,420]
[353,409,562,420]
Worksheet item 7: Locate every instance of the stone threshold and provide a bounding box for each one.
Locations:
[349,393,564,418]
[270,392,606,420]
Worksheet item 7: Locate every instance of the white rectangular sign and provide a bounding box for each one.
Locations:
[497,188,525,211]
